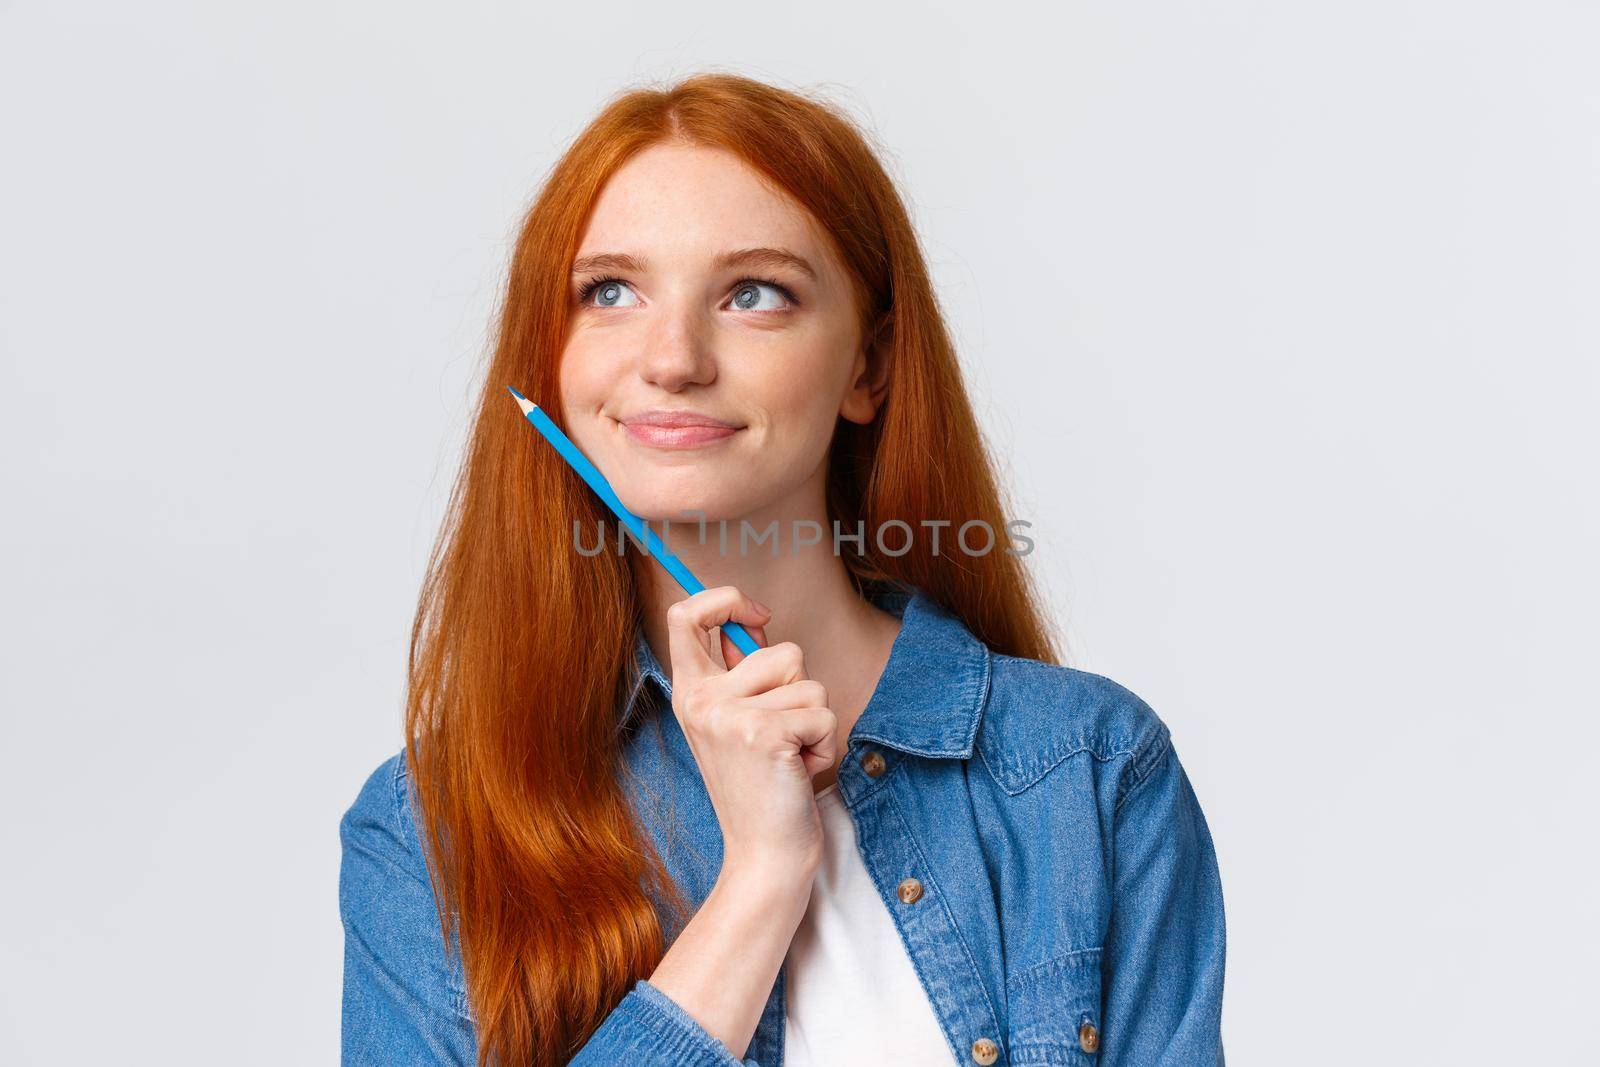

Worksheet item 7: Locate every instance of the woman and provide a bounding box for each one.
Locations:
[339,72,1226,1066]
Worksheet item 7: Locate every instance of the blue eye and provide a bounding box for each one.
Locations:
[575,277,640,308]
[729,279,795,311]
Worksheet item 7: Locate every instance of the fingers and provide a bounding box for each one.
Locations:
[741,678,829,712]
[784,706,840,776]
[716,641,810,700]
[688,699,838,772]
[665,586,774,690]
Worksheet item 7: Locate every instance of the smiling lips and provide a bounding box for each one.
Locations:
[620,409,743,449]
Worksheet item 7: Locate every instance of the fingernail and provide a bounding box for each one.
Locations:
[753,599,772,616]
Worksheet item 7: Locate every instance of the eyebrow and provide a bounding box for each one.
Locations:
[570,247,818,282]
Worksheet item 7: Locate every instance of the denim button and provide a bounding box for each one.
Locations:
[861,750,887,777]
[896,876,924,904]
[969,1037,999,1064]
[1078,1020,1100,1053]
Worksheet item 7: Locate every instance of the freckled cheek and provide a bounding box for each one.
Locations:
[558,347,620,411]
[551,392,611,467]
[748,344,840,408]
[758,399,844,461]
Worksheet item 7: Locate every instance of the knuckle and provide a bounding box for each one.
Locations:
[682,678,716,713]
[739,645,774,669]
[703,699,739,736]
[687,699,719,736]
[671,693,694,722]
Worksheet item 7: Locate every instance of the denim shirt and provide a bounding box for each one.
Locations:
[340,583,1227,1065]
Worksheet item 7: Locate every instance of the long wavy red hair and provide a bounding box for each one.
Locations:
[403,71,1063,1065]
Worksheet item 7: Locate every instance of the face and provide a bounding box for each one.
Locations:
[558,142,882,528]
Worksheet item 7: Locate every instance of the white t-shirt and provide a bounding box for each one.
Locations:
[782,782,959,1065]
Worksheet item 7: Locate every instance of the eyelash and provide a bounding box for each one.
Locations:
[573,274,800,310]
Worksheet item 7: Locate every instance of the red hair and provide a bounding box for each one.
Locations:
[403,71,1062,1065]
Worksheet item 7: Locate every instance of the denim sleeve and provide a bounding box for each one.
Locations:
[339,757,761,1067]
[339,758,477,1065]
[571,979,762,1066]
[1100,728,1228,1067]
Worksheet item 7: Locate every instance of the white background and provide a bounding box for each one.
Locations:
[2,2,1595,1063]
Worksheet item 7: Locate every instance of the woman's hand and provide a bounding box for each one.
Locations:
[665,585,837,883]
[642,585,838,1060]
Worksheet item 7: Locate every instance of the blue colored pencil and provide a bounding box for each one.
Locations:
[506,386,763,656]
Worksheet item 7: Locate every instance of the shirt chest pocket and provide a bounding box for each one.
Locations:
[1003,947,1103,1065]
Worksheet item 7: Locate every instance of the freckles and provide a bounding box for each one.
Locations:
[560,339,618,386]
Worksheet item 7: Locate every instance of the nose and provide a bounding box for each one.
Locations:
[637,303,717,392]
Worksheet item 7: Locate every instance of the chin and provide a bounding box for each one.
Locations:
[613,483,745,527]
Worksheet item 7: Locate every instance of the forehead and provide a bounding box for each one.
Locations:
[576,142,826,263]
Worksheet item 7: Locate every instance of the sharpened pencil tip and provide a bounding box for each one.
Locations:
[506,385,536,415]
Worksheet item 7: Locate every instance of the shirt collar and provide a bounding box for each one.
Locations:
[618,581,992,760]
